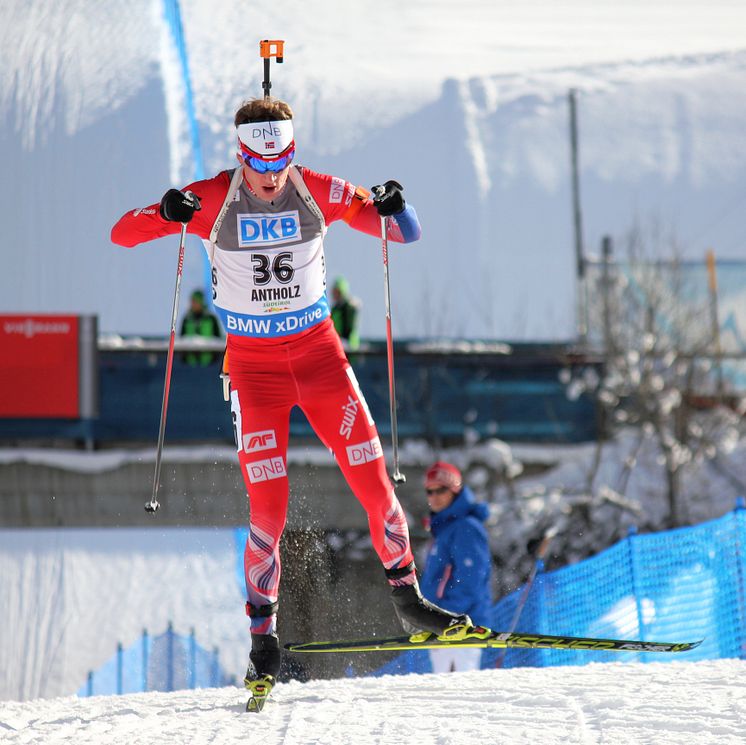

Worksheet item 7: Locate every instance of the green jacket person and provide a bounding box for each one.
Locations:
[181,289,222,365]
[330,276,361,350]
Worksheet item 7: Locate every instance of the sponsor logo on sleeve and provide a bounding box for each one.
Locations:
[346,436,383,466]
[133,208,157,216]
[329,177,345,204]
[237,210,301,247]
[243,429,277,453]
[247,456,287,483]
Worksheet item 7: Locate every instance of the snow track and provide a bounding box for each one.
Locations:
[1,659,744,744]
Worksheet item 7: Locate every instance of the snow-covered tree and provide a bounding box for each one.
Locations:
[566,225,746,528]
[460,227,746,594]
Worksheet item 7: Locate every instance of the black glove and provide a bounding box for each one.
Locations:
[371,180,406,216]
[159,189,202,223]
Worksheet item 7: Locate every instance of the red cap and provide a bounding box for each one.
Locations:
[424,461,462,492]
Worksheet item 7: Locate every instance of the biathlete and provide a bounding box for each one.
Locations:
[111,96,471,692]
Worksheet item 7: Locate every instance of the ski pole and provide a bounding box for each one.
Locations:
[145,217,190,513]
[495,526,557,667]
[373,203,405,485]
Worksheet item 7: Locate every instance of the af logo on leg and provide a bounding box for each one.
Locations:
[243,429,277,453]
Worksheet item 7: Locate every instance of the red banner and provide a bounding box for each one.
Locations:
[0,315,80,418]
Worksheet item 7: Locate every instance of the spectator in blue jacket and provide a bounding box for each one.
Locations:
[419,461,492,673]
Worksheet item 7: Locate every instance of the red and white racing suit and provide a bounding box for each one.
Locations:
[111,165,421,634]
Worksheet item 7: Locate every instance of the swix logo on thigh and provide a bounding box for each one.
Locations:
[247,456,287,483]
[243,429,277,453]
[237,211,301,247]
[339,395,359,440]
[346,437,383,466]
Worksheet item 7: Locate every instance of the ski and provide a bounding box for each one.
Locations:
[284,625,702,655]
[245,674,275,713]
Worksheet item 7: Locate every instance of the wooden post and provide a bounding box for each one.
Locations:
[706,249,724,397]
[601,236,613,359]
[569,89,587,345]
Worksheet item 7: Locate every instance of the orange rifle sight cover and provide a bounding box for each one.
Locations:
[260,40,285,60]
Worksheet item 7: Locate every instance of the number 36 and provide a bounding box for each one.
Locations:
[251,252,294,285]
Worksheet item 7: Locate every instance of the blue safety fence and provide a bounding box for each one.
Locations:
[77,623,233,697]
[370,500,746,675]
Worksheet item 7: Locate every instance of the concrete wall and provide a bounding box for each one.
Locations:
[0,454,433,530]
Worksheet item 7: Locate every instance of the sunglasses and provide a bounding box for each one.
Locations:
[426,486,449,496]
[243,150,295,174]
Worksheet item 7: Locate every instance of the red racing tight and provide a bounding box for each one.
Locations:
[228,318,415,634]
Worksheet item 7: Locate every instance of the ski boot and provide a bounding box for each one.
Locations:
[386,564,473,637]
[244,632,281,713]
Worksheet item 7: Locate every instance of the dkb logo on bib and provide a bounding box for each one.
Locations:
[237,210,301,247]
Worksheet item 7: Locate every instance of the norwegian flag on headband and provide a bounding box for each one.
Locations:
[237,120,294,158]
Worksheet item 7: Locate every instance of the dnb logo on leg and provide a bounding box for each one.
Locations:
[247,456,287,484]
[346,437,383,466]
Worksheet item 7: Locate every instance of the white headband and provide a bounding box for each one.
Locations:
[237,120,294,158]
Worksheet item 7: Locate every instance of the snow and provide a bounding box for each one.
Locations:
[1,659,744,744]
[2,2,746,338]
